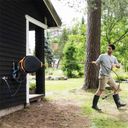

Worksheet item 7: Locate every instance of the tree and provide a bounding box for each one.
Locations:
[62,42,80,78]
[44,39,54,66]
[60,22,86,77]
[58,0,86,14]
[83,0,101,89]
[101,0,128,45]
[101,0,128,72]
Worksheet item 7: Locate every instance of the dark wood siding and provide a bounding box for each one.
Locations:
[0,0,46,110]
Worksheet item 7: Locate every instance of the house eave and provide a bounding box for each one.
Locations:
[43,0,62,27]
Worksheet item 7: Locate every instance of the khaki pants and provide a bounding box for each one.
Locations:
[98,75,118,91]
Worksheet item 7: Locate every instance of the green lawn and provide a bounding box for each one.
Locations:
[46,78,84,91]
[46,78,128,128]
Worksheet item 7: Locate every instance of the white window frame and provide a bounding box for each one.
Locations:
[25,14,47,105]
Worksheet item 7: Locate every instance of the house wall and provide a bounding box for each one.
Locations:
[0,0,49,110]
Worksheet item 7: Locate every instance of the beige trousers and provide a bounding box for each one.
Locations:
[98,75,118,91]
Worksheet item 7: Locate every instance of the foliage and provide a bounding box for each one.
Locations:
[58,0,86,14]
[101,0,128,47]
[29,82,36,91]
[112,67,128,81]
[44,39,54,66]
[57,28,69,58]
[62,42,81,78]
[61,23,86,78]
[100,0,128,73]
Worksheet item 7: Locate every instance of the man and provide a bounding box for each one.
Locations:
[92,44,126,111]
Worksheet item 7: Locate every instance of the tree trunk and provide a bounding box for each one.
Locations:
[83,0,101,89]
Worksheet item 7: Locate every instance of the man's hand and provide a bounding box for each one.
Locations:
[91,61,96,64]
[112,64,120,69]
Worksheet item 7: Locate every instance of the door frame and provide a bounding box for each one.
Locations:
[25,15,47,104]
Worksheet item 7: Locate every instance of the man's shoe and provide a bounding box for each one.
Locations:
[113,94,126,109]
[92,106,102,111]
[92,95,101,111]
[117,102,126,108]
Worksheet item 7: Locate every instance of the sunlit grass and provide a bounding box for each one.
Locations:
[46,78,84,91]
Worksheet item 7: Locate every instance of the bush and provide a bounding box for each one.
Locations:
[29,83,36,91]
[62,42,81,78]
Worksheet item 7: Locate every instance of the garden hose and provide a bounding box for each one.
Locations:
[1,76,23,97]
[0,56,42,97]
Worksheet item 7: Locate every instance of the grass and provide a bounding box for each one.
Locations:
[46,78,84,91]
[112,67,128,81]
[92,117,128,128]
[45,78,128,128]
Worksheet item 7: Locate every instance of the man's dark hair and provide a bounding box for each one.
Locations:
[108,44,115,50]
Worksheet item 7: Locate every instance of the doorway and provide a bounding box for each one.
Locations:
[25,15,47,104]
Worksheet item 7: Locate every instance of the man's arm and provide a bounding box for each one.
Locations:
[116,64,120,68]
[91,61,100,66]
[112,57,120,68]
[112,64,120,68]
[91,61,96,64]
[91,55,102,65]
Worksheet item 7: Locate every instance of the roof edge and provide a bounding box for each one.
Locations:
[43,0,62,27]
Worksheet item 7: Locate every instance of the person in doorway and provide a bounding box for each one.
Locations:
[91,44,126,111]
